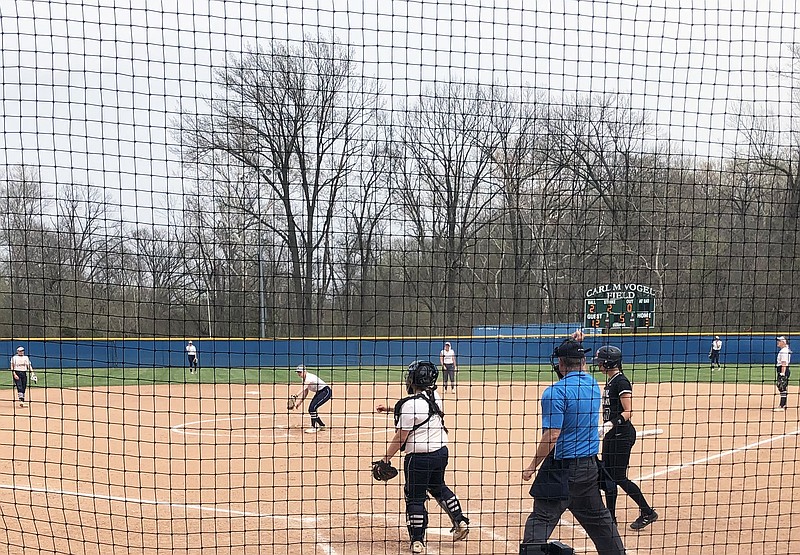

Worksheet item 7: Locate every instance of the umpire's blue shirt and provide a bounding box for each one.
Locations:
[541,371,601,460]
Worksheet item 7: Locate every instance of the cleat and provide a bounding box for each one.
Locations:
[411,540,425,553]
[451,520,469,541]
[630,510,658,530]
[304,427,319,434]
[774,407,786,412]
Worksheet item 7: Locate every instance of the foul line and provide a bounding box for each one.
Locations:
[636,428,800,482]
[0,483,339,555]
[0,482,275,518]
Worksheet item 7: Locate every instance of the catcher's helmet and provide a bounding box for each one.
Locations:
[405,360,438,393]
[595,345,623,369]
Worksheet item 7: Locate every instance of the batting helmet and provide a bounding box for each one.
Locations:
[595,345,623,369]
[405,360,438,393]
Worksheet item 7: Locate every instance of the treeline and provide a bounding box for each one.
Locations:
[1,37,799,339]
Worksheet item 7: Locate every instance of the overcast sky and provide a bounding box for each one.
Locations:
[1,0,798,224]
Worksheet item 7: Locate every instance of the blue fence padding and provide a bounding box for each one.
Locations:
[0,335,787,369]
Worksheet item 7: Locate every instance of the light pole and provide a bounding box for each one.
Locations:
[201,288,212,338]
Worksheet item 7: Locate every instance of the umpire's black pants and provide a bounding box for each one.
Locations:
[523,456,625,555]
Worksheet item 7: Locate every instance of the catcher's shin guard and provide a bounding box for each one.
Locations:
[435,492,466,525]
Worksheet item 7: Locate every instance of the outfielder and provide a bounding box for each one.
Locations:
[439,342,458,393]
[10,346,32,408]
[375,360,470,554]
[291,365,332,433]
[775,336,792,412]
[595,346,658,531]
[709,336,722,370]
[185,341,199,373]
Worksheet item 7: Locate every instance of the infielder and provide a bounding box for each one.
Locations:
[775,336,792,412]
[376,360,469,553]
[595,345,658,531]
[291,365,333,433]
[11,346,33,408]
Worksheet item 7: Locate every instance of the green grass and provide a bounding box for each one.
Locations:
[29,363,780,389]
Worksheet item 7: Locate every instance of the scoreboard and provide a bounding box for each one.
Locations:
[583,284,656,330]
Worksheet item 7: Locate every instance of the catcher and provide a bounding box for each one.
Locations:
[374,360,470,554]
[775,336,792,412]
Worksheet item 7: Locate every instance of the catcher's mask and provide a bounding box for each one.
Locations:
[405,360,438,394]
[594,345,623,370]
[550,339,591,378]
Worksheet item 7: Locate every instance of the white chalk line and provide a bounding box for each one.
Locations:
[0,482,339,555]
[172,413,392,439]
[635,427,800,482]
[0,482,274,518]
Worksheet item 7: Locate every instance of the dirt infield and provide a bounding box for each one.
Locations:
[0,380,797,554]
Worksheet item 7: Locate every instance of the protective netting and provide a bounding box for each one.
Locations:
[1,2,799,554]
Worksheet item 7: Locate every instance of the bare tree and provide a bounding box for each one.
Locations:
[178,36,379,334]
[393,82,505,328]
[0,166,51,335]
[328,135,394,333]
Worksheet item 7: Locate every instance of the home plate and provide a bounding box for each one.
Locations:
[426,527,452,537]
[247,391,260,396]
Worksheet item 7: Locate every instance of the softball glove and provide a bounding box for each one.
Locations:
[371,460,398,482]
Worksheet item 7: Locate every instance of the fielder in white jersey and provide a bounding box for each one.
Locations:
[775,336,792,412]
[10,346,32,407]
[292,365,333,433]
[185,341,199,373]
[439,342,458,392]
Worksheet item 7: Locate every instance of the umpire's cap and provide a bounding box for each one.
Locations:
[553,339,591,358]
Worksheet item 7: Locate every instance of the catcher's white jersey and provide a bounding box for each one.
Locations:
[397,390,447,454]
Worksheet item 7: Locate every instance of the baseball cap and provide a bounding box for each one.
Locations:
[777,336,787,342]
[445,342,451,346]
[295,364,306,373]
[16,346,24,352]
[714,336,720,340]
[553,339,592,358]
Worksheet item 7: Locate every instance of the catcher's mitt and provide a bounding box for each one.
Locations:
[371,460,398,482]
[287,394,297,410]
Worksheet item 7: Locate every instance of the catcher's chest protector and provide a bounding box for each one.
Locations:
[393,390,448,450]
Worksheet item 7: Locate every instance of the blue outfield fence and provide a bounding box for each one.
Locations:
[0,334,789,370]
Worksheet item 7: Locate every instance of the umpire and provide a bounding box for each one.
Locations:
[521,335,625,555]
